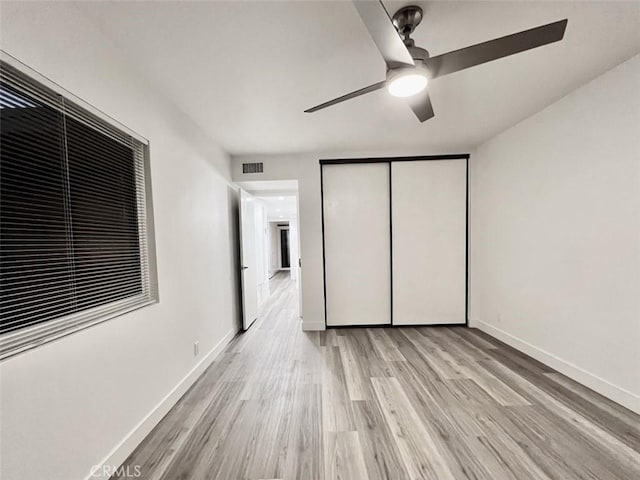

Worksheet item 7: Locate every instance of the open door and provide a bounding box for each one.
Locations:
[239,189,258,330]
[289,217,301,318]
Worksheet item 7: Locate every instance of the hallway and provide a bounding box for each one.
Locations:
[115,274,640,480]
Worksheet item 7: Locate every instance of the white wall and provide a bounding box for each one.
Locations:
[233,154,325,329]
[0,3,241,480]
[469,54,640,413]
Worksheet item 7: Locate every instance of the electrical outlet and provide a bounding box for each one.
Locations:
[194,341,200,357]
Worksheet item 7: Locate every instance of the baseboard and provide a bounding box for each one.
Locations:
[476,321,640,414]
[85,327,238,480]
[302,320,325,331]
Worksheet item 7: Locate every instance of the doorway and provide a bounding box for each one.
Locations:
[271,222,291,272]
[280,228,290,269]
[235,180,302,330]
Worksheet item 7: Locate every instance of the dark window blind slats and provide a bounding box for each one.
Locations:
[0,60,155,357]
[67,121,141,310]
[0,82,74,335]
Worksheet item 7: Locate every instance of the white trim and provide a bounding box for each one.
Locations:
[302,320,326,331]
[0,49,149,145]
[84,327,238,480]
[475,320,640,414]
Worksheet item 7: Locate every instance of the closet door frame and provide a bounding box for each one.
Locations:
[320,154,470,329]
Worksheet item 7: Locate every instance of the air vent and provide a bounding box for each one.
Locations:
[242,162,263,174]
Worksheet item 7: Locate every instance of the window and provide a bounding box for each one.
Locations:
[0,56,158,359]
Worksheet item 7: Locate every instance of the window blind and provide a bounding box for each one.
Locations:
[0,59,157,359]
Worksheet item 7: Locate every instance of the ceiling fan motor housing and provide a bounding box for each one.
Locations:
[386,45,431,81]
[386,60,430,84]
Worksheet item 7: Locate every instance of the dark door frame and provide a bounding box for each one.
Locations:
[320,154,470,329]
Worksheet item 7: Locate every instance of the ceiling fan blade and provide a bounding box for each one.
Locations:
[427,19,568,79]
[353,0,414,69]
[304,80,387,113]
[406,90,435,122]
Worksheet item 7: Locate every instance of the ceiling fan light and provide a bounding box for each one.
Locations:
[387,73,428,97]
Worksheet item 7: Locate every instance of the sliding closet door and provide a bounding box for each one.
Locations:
[392,159,467,325]
[323,163,390,326]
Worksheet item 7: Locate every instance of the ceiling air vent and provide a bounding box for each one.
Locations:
[242,162,263,174]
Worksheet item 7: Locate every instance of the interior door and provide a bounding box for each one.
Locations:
[322,163,391,326]
[239,189,258,330]
[392,159,467,325]
[289,217,301,317]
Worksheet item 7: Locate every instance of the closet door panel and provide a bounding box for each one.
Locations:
[392,160,466,325]
[323,163,390,326]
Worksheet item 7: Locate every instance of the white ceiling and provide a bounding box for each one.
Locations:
[77,1,640,155]
[235,180,298,220]
[257,196,298,222]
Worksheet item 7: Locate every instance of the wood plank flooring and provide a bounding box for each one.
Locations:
[114,273,640,479]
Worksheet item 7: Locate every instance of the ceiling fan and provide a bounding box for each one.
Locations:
[305,1,568,122]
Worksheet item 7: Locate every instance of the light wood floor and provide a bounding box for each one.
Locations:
[115,273,640,480]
